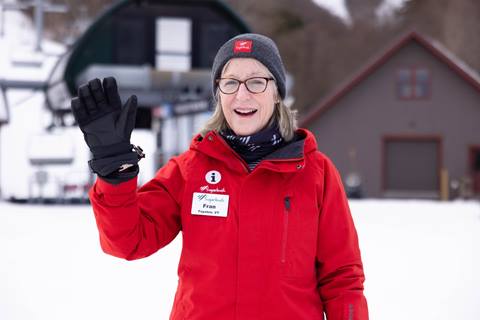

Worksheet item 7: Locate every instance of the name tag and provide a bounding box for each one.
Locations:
[191,192,229,217]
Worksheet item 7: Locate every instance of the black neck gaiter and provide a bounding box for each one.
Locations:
[220,124,285,170]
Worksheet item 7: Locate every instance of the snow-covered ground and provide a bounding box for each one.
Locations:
[351,200,480,320]
[1,199,479,320]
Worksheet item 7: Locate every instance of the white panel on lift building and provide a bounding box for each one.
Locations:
[155,17,192,71]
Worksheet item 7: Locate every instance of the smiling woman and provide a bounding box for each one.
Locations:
[72,33,369,320]
[217,58,278,136]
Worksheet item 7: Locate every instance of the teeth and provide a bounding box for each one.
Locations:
[235,108,256,114]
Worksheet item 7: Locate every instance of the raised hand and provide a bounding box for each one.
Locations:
[71,77,143,179]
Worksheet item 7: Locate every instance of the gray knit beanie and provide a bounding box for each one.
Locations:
[211,33,286,100]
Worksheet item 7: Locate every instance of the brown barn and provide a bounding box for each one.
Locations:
[301,31,480,199]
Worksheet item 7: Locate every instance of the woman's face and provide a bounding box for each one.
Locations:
[219,58,277,136]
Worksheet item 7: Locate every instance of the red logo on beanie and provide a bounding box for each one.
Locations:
[234,40,252,53]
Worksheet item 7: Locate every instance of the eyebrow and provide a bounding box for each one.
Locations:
[222,72,268,78]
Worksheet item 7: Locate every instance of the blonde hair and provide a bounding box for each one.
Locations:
[200,59,298,141]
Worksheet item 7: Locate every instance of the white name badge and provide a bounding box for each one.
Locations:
[191,192,229,217]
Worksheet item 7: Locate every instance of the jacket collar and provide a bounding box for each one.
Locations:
[190,128,318,174]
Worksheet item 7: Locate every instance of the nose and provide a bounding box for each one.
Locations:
[235,82,251,100]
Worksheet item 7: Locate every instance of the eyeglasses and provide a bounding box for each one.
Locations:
[216,77,275,94]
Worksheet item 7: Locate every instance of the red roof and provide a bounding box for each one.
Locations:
[300,31,480,127]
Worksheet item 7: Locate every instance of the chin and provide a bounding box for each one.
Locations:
[229,119,264,135]
[232,127,255,136]
[232,129,251,136]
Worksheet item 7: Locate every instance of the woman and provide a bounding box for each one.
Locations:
[71,33,369,320]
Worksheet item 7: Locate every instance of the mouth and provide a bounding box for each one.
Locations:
[234,108,257,117]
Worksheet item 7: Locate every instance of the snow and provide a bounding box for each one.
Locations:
[0,11,65,81]
[311,0,351,22]
[312,0,410,24]
[0,201,182,320]
[350,199,480,320]
[1,199,479,320]
[376,0,410,22]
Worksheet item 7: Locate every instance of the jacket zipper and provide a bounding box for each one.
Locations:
[281,196,291,263]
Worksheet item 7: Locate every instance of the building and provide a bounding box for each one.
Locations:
[57,0,251,172]
[301,31,480,199]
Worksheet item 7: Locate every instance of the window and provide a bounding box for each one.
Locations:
[155,17,192,71]
[396,67,430,99]
[414,68,430,97]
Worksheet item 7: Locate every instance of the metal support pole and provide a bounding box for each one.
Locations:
[0,0,5,37]
[0,84,8,200]
[34,0,43,52]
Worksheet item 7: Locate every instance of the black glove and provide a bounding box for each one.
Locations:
[71,77,144,182]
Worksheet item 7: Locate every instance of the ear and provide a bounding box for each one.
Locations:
[274,92,281,104]
[271,82,281,104]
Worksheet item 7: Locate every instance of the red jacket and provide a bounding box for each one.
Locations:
[89,128,368,320]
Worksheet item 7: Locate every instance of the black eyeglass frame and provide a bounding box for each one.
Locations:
[216,77,275,94]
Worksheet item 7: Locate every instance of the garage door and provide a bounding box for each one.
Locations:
[384,138,440,195]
